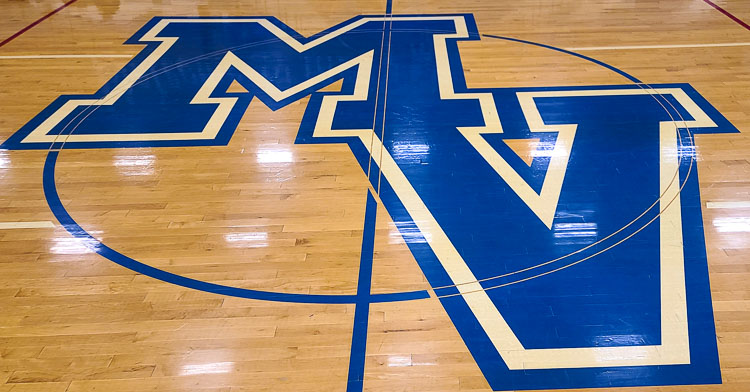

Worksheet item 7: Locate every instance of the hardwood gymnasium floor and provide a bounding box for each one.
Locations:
[0,1,749,391]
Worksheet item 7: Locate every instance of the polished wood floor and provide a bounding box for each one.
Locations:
[1,0,749,391]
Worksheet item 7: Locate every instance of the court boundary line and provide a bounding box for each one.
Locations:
[0,0,79,48]
[702,0,750,31]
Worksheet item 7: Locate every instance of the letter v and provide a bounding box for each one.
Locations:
[458,95,576,229]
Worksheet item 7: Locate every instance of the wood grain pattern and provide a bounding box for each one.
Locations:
[1,0,748,391]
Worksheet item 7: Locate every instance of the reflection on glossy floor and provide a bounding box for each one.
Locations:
[1,0,749,391]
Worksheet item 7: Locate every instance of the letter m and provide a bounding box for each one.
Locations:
[2,16,450,149]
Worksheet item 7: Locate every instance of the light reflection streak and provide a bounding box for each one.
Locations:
[677,145,697,158]
[113,154,156,176]
[256,150,293,163]
[553,222,598,245]
[224,232,269,247]
[180,361,234,376]
[50,237,100,254]
[552,222,598,238]
[387,356,412,367]
[713,217,750,232]
[530,141,567,158]
[390,222,431,244]
[392,142,430,163]
[0,153,10,169]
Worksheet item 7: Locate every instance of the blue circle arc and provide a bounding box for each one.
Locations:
[482,34,642,83]
[43,151,429,304]
[41,34,642,305]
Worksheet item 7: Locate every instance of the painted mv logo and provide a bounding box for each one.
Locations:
[3,14,739,391]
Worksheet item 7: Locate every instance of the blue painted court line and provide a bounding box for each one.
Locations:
[346,191,378,392]
[42,150,429,304]
[348,1,390,383]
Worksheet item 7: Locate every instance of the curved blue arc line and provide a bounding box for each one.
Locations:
[43,151,429,304]
[481,34,642,83]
